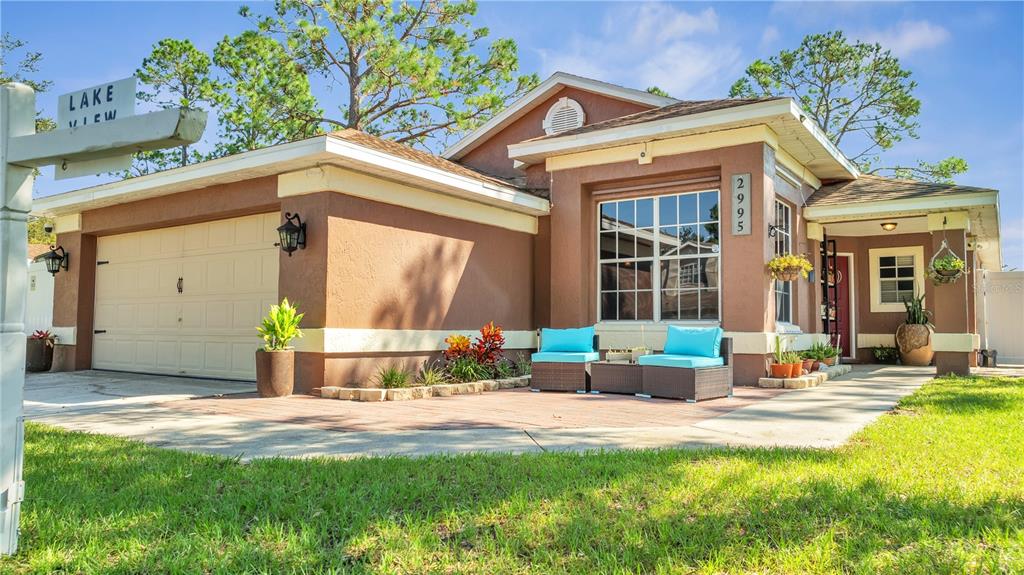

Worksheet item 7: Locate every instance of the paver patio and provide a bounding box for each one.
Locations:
[25,365,939,459]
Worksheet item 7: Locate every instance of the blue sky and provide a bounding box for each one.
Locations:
[3,1,1022,267]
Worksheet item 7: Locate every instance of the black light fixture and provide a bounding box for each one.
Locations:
[43,245,68,276]
[276,212,306,256]
[768,223,787,238]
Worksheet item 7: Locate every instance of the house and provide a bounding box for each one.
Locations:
[34,72,1001,390]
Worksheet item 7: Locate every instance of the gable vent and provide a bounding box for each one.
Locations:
[542,97,586,135]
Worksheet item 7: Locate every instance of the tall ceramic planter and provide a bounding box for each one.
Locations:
[25,338,53,372]
[895,324,934,366]
[255,349,294,397]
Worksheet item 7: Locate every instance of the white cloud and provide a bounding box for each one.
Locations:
[861,20,951,57]
[761,26,780,47]
[538,3,742,99]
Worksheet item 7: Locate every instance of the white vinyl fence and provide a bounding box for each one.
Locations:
[977,270,1024,365]
[24,260,53,335]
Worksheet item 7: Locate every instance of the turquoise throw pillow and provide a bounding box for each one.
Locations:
[663,326,723,358]
[540,326,595,352]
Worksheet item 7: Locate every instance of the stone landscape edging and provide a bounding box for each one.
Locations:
[319,375,532,402]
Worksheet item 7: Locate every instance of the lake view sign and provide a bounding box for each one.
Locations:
[54,77,136,179]
[58,77,135,130]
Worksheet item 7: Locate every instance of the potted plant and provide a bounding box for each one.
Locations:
[872,345,900,365]
[821,344,841,366]
[26,330,57,372]
[767,253,814,281]
[803,341,838,367]
[255,298,304,397]
[800,353,816,373]
[928,253,966,284]
[769,334,792,378]
[895,294,934,367]
[782,351,804,378]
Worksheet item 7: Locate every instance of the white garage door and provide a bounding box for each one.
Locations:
[93,213,279,380]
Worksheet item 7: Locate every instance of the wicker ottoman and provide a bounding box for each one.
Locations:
[640,365,732,402]
[590,361,643,395]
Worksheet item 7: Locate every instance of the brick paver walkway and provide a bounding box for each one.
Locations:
[168,386,786,432]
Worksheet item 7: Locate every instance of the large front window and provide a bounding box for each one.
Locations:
[598,190,720,321]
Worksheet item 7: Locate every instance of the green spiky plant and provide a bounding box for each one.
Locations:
[903,293,934,327]
[256,298,304,351]
[375,365,411,389]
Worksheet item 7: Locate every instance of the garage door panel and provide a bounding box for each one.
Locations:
[94,213,277,380]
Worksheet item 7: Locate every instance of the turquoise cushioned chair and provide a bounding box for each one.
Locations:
[530,327,599,392]
[638,327,732,402]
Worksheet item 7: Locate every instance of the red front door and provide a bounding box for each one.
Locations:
[834,255,852,357]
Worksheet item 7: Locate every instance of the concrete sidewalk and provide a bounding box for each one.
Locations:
[27,365,931,460]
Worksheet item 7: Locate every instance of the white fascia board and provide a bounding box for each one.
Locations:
[804,192,999,221]
[324,137,549,216]
[442,72,677,160]
[33,136,331,216]
[785,100,860,178]
[507,99,793,160]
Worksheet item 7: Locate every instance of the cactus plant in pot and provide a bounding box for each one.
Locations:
[895,294,934,367]
[255,298,303,397]
[26,330,57,372]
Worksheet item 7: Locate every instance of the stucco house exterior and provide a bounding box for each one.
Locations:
[34,72,1002,391]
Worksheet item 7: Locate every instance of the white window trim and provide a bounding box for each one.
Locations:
[869,246,926,313]
[773,199,794,325]
[595,189,722,323]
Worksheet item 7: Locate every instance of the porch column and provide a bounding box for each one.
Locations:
[929,212,971,376]
[50,220,97,371]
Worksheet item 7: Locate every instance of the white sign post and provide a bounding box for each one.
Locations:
[0,80,206,555]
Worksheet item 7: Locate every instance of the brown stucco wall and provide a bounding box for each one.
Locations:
[280,192,535,391]
[48,177,282,371]
[459,86,653,179]
[542,142,776,385]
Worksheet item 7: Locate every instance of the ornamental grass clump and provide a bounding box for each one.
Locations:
[767,253,814,280]
[374,365,411,389]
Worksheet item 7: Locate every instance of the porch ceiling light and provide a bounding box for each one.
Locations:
[43,245,68,276]
[880,222,898,231]
[276,212,307,256]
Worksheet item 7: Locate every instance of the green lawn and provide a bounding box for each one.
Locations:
[4,376,1023,574]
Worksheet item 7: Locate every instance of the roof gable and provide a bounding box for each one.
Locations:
[442,72,677,161]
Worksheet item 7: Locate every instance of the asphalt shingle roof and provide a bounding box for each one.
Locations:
[807,174,996,206]
[526,97,783,141]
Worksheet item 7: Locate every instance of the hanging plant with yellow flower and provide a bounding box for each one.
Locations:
[767,253,814,281]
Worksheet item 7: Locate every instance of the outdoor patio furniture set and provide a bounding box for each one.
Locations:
[530,326,733,402]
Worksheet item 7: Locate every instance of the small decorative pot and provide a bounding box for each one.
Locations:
[822,356,837,367]
[810,360,821,371]
[801,359,814,372]
[255,349,295,397]
[787,363,803,378]
[896,324,934,366]
[769,363,790,378]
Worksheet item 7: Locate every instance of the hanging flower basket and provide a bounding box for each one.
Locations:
[768,253,813,282]
[928,242,967,285]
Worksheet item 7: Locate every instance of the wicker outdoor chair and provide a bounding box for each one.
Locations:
[638,333,733,402]
[530,328,600,393]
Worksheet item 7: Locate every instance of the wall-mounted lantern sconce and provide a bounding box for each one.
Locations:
[275,212,306,256]
[43,245,69,276]
[880,222,898,232]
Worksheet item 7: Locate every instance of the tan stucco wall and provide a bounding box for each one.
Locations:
[459,86,653,179]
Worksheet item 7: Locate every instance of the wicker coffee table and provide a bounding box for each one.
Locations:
[589,361,643,395]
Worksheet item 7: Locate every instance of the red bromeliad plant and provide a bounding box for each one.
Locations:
[442,322,506,366]
[473,321,505,366]
[30,330,57,348]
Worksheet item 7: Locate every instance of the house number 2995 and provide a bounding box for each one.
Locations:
[730,173,752,236]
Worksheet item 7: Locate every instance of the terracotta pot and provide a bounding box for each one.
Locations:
[769,363,790,378]
[810,360,821,371]
[801,359,814,372]
[787,363,803,377]
[822,356,837,366]
[255,349,294,397]
[25,338,53,372]
[895,324,934,367]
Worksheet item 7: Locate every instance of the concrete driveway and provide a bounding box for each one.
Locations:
[25,366,933,460]
[25,370,253,418]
